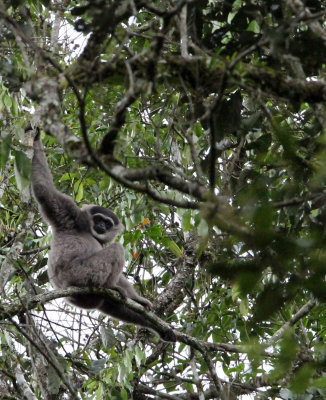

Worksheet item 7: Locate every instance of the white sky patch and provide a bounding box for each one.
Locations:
[59,19,89,60]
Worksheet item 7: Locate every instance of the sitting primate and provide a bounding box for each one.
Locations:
[31,130,175,342]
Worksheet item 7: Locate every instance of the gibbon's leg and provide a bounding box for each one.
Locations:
[66,243,126,292]
[97,298,176,342]
[98,298,153,327]
[117,275,152,309]
[65,243,152,306]
[68,294,103,309]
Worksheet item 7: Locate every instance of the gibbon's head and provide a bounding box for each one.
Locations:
[81,205,124,244]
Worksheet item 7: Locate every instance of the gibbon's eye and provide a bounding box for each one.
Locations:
[105,219,113,229]
[93,215,103,225]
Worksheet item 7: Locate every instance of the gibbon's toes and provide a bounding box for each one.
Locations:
[160,328,176,343]
[112,287,127,300]
[143,299,153,311]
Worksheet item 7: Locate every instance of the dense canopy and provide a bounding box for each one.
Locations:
[1,1,326,399]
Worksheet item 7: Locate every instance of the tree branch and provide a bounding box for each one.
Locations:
[1,287,250,354]
[266,298,317,345]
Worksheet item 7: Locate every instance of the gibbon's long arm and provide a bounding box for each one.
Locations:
[32,134,80,230]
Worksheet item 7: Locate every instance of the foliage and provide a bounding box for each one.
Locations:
[1,0,326,399]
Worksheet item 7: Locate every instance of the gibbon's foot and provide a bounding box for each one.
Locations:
[137,297,152,311]
[111,286,127,300]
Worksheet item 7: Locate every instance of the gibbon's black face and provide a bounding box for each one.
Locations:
[93,214,113,234]
[81,205,124,244]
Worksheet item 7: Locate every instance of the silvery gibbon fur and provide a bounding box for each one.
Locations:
[31,130,175,342]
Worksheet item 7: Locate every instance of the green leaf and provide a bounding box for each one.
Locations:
[11,97,18,117]
[197,218,209,238]
[0,134,11,167]
[146,225,163,242]
[15,126,24,139]
[182,211,192,231]
[121,388,128,400]
[161,238,183,258]
[3,94,12,109]
[247,20,260,33]
[15,151,31,180]
[134,346,145,368]
[100,325,116,348]
[60,172,76,181]
[227,11,237,24]
[14,151,31,190]
[90,359,106,374]
[95,383,104,400]
[239,297,249,316]
[312,377,326,389]
[74,180,84,202]
[290,364,314,393]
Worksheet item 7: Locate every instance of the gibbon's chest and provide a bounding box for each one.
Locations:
[49,231,102,267]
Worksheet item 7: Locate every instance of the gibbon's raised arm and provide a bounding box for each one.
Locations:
[32,134,80,230]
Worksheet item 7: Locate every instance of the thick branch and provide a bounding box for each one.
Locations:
[1,287,247,354]
[154,235,198,315]
[1,287,173,340]
[117,166,205,200]
[245,66,326,103]
[166,57,326,103]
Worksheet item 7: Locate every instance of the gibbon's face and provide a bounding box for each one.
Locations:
[81,205,124,244]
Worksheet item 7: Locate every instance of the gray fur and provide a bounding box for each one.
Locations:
[32,136,175,342]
